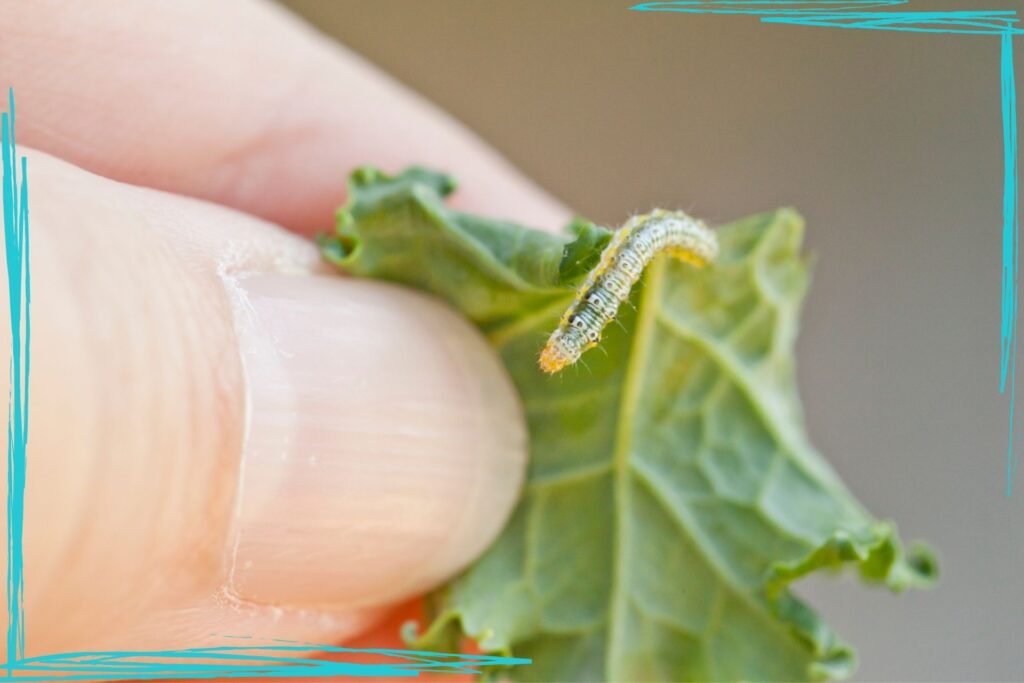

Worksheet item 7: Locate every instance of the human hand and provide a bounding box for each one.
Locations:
[0,0,568,657]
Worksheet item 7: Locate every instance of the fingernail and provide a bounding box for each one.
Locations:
[225,274,526,610]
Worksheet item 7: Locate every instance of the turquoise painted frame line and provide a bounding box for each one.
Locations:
[631,0,1024,495]
[1,1,1018,679]
[0,88,529,679]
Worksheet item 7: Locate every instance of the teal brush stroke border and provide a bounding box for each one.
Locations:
[631,0,1024,495]
[1,88,28,675]
[0,88,529,678]
[1,1,1016,677]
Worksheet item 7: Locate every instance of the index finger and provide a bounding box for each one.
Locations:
[1,0,570,234]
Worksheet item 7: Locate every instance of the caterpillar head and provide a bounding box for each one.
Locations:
[539,328,585,374]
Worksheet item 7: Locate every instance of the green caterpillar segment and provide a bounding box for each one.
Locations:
[539,209,718,374]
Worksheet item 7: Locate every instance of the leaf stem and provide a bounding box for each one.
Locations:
[605,255,666,678]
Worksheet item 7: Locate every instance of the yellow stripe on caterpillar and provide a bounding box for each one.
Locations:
[539,209,717,374]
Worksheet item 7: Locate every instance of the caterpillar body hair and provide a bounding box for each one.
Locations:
[539,209,718,374]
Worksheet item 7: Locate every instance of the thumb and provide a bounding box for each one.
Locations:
[6,150,526,654]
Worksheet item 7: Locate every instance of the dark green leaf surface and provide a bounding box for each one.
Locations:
[321,167,936,682]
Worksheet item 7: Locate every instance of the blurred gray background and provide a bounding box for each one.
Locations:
[277,2,1023,680]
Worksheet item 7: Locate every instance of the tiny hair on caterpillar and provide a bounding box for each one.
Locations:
[539,209,718,374]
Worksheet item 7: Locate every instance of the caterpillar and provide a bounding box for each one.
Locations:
[539,209,718,374]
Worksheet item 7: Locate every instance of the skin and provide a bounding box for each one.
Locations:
[0,0,571,674]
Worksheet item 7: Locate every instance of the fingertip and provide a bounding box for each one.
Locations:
[18,150,528,653]
[4,0,572,234]
[226,274,527,609]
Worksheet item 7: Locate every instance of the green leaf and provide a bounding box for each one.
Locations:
[321,167,937,682]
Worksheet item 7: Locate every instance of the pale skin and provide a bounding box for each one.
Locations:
[0,0,570,674]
